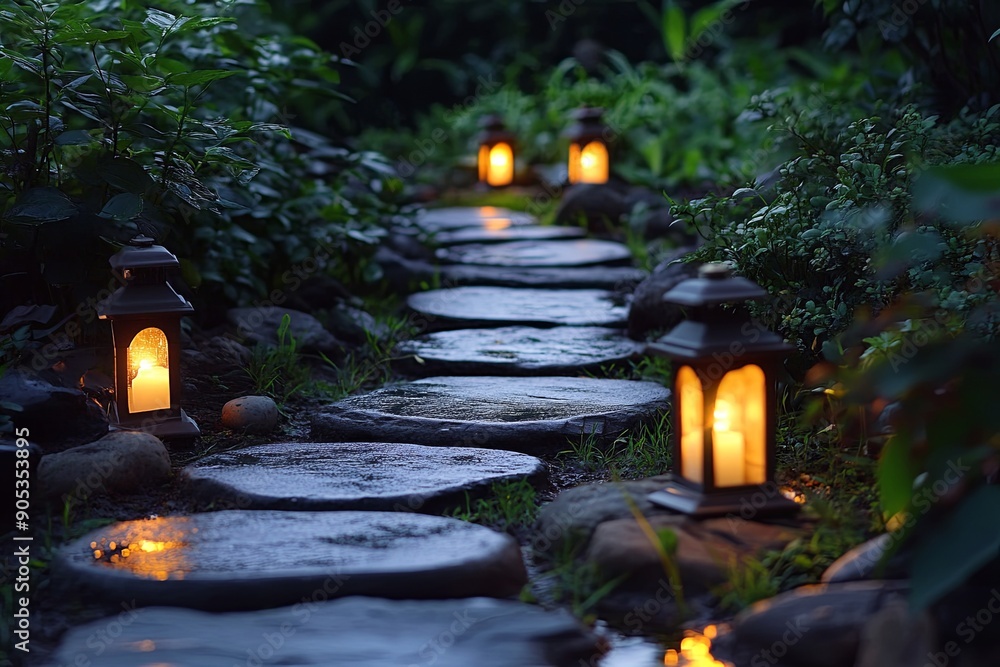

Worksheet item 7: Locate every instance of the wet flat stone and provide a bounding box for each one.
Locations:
[182,442,544,513]
[437,239,633,268]
[416,206,536,232]
[433,225,586,246]
[52,597,599,667]
[311,376,670,453]
[56,510,526,610]
[396,326,642,376]
[407,286,629,329]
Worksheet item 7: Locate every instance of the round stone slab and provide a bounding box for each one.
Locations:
[437,239,633,268]
[396,326,642,376]
[433,225,586,246]
[311,376,670,453]
[51,597,599,667]
[408,286,629,329]
[416,206,536,232]
[182,442,544,513]
[56,510,526,610]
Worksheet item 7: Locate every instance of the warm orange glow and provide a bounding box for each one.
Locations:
[677,366,704,484]
[568,140,609,184]
[713,365,766,487]
[666,628,733,667]
[91,519,190,582]
[484,217,513,231]
[479,142,514,186]
[127,327,170,413]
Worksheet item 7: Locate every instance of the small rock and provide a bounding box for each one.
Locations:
[627,247,701,340]
[38,431,171,502]
[731,580,910,667]
[227,307,343,355]
[0,367,109,452]
[221,396,278,434]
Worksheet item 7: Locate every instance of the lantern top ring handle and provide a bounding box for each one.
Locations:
[698,262,733,280]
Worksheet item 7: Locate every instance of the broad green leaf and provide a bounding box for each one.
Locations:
[99,193,143,221]
[914,164,1000,223]
[663,2,687,62]
[5,187,76,224]
[97,157,154,194]
[169,70,237,87]
[5,100,46,120]
[911,486,1000,609]
[54,129,96,146]
[691,0,738,42]
[186,17,236,30]
[878,434,916,520]
[121,74,166,93]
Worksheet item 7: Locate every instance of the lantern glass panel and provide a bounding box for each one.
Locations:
[713,364,766,487]
[569,140,608,184]
[127,327,170,413]
[483,142,514,186]
[677,365,704,484]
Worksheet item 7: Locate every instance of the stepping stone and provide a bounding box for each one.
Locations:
[415,206,536,232]
[408,286,629,330]
[182,442,544,513]
[376,246,647,290]
[311,376,670,453]
[433,225,586,246]
[56,510,526,611]
[396,326,642,376]
[437,239,633,268]
[51,597,599,667]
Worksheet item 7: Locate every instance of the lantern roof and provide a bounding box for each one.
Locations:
[109,236,181,273]
[661,262,767,307]
[565,106,608,143]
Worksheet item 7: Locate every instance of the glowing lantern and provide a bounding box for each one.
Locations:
[477,114,515,187]
[566,107,610,184]
[97,236,199,438]
[647,263,797,516]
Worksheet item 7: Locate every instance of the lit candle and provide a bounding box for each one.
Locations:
[712,400,745,486]
[129,359,170,412]
[681,431,703,484]
[579,141,608,183]
[487,143,513,186]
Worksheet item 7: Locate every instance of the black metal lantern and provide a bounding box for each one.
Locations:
[647,263,797,516]
[96,236,199,438]
[477,114,515,187]
[565,107,610,184]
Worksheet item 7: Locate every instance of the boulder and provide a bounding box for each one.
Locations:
[0,367,108,452]
[626,247,701,340]
[220,395,279,435]
[324,303,386,345]
[554,183,631,234]
[37,430,171,502]
[227,307,343,355]
[731,580,910,667]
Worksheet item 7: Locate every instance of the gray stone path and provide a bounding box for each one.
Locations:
[52,597,599,667]
[433,224,585,246]
[407,286,629,329]
[311,376,670,453]
[415,206,536,232]
[396,325,642,376]
[436,239,633,267]
[182,441,544,512]
[58,510,526,610]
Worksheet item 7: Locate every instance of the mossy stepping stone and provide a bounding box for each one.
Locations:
[182,442,544,513]
[51,597,599,667]
[311,376,670,453]
[396,326,642,376]
[436,239,633,267]
[416,206,535,232]
[407,286,629,329]
[55,510,526,611]
[433,225,586,246]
